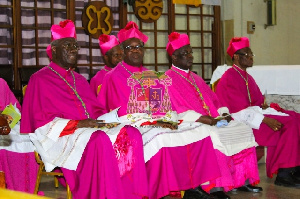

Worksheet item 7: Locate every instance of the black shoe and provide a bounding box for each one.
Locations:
[292,170,300,181]
[210,191,231,199]
[274,176,300,187]
[183,187,215,199]
[237,185,263,193]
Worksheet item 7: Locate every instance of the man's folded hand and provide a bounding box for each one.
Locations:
[0,115,11,135]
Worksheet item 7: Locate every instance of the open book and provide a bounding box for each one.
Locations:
[2,103,21,129]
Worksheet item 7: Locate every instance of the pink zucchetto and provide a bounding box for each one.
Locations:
[227,37,250,58]
[99,34,119,55]
[50,19,76,41]
[117,21,148,44]
[166,32,190,56]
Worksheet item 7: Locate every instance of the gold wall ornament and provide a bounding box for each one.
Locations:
[82,1,113,39]
[133,0,163,23]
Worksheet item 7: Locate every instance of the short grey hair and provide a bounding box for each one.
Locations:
[51,39,59,47]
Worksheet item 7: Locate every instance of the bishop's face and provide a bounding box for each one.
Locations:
[122,38,144,67]
[53,37,79,69]
[235,47,254,70]
[105,45,124,68]
[172,45,194,70]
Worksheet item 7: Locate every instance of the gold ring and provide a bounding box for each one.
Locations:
[275,128,278,131]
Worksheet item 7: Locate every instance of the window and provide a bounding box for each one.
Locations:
[0,0,220,90]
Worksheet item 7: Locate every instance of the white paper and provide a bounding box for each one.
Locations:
[97,107,121,123]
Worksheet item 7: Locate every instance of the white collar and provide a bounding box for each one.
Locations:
[172,64,189,73]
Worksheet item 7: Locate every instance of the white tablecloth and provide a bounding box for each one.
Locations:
[211,65,300,95]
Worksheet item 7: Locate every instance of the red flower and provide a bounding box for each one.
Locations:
[99,34,110,43]
[168,32,180,42]
[124,21,138,30]
[270,103,284,112]
[59,19,73,28]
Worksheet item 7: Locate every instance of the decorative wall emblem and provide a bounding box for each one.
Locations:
[133,0,163,23]
[82,1,113,39]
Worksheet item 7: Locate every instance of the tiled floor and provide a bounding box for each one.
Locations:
[39,163,300,199]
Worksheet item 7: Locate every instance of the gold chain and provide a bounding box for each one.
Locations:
[121,62,148,100]
[47,66,90,118]
[171,68,211,116]
[233,65,252,105]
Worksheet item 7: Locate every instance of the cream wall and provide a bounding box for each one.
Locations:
[221,0,300,65]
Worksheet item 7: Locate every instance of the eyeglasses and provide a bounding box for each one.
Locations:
[236,52,255,58]
[124,45,144,51]
[61,43,80,51]
[176,51,193,57]
[110,53,123,58]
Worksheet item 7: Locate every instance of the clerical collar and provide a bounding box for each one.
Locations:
[49,62,68,75]
[50,62,74,75]
[122,61,144,73]
[103,65,112,72]
[233,64,247,72]
[172,64,189,73]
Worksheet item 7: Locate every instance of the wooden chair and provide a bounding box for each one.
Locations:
[34,151,72,199]
[22,85,71,198]
[181,191,185,198]
[211,78,220,92]
[22,85,28,97]
[97,84,102,95]
[0,171,6,189]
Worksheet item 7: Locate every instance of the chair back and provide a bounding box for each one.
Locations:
[22,85,28,97]
[0,171,5,189]
[97,84,102,95]
[211,78,220,92]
